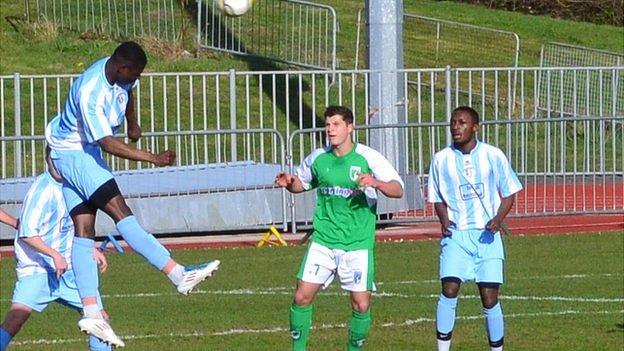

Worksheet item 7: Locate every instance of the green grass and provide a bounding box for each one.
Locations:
[1,0,622,75]
[1,231,622,350]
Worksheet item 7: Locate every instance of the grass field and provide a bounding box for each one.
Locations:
[1,0,622,74]
[0,231,622,350]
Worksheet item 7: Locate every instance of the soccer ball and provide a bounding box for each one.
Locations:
[215,0,253,17]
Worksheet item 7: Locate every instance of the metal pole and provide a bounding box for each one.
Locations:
[366,0,406,174]
[229,69,237,162]
[14,72,22,178]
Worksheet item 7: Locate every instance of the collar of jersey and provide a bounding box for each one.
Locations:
[451,139,481,156]
[330,142,356,158]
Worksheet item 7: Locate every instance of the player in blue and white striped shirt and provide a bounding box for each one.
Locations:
[45,41,220,347]
[428,106,523,351]
[0,148,113,351]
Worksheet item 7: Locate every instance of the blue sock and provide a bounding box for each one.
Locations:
[0,327,12,351]
[89,335,112,351]
[484,302,504,344]
[116,216,170,270]
[72,237,100,300]
[436,294,458,336]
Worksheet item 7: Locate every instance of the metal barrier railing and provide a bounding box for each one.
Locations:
[196,0,337,71]
[0,128,290,236]
[1,67,622,225]
[24,0,183,41]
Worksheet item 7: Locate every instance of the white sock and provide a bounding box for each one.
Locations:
[83,304,103,319]
[491,346,503,351]
[437,339,451,351]
[167,264,185,285]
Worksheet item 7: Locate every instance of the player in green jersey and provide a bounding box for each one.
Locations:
[275,106,404,351]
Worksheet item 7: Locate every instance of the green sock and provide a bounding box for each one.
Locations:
[348,309,372,350]
[290,303,313,351]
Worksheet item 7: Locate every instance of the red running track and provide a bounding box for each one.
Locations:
[405,181,623,218]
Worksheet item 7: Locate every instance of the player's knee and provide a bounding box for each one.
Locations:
[478,282,500,308]
[351,300,370,313]
[441,277,461,298]
[482,297,499,309]
[293,291,314,306]
[90,179,133,221]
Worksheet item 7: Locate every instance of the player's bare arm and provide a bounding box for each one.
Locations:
[274,172,306,193]
[21,236,68,278]
[357,174,403,198]
[486,195,515,233]
[99,136,176,166]
[0,209,18,229]
[433,202,454,237]
[125,90,141,142]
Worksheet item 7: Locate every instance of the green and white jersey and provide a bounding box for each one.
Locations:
[295,143,404,250]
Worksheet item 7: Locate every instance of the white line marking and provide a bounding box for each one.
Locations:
[1,287,621,303]
[11,309,624,346]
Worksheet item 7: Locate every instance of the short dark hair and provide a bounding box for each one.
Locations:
[452,106,479,124]
[112,41,147,68]
[324,106,354,125]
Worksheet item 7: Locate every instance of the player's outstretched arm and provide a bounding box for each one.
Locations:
[274,172,306,193]
[99,136,176,166]
[357,175,404,198]
[486,195,515,233]
[0,209,18,229]
[21,236,67,278]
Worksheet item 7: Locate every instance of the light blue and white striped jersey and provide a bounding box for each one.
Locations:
[14,172,74,279]
[427,140,523,230]
[46,57,135,150]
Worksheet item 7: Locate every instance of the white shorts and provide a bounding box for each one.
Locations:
[296,242,376,292]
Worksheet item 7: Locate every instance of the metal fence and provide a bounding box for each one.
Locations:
[1,67,622,229]
[24,0,184,41]
[196,0,338,70]
[538,42,624,117]
[355,11,520,70]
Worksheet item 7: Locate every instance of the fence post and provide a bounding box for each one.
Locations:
[13,72,22,178]
[445,65,452,144]
[229,69,237,162]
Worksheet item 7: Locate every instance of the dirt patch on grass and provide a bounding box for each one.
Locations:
[134,37,194,60]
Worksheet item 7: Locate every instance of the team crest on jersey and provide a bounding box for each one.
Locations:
[117,93,126,105]
[349,166,362,181]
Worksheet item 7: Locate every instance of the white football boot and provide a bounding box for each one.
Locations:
[177,260,221,295]
[78,317,125,348]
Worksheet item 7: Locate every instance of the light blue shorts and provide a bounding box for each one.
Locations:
[51,146,114,212]
[439,229,505,284]
[11,271,102,313]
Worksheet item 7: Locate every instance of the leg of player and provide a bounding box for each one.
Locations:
[479,283,504,351]
[69,205,124,348]
[436,278,461,351]
[94,180,219,295]
[0,304,31,351]
[290,281,322,351]
[348,291,372,350]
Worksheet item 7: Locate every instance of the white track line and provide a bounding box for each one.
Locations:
[11,309,624,346]
[1,287,622,303]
